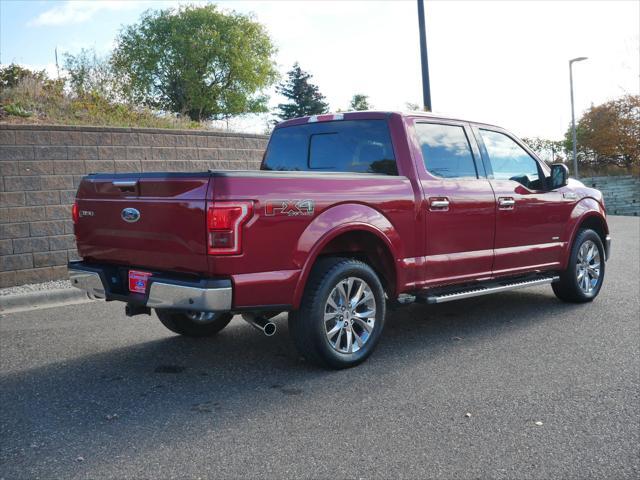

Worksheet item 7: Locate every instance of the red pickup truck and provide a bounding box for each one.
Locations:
[68,111,610,369]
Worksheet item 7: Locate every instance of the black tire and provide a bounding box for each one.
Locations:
[156,310,233,337]
[288,257,386,369]
[552,228,606,303]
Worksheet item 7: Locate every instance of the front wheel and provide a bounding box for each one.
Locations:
[288,257,386,369]
[552,228,605,303]
[156,309,233,337]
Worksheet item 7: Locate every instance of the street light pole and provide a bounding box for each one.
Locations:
[569,56,587,178]
[417,0,432,112]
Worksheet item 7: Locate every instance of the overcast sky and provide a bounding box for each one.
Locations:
[1,0,638,139]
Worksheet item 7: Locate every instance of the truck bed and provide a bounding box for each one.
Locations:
[74,170,418,307]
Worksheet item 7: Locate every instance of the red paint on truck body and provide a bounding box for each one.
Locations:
[73,111,609,310]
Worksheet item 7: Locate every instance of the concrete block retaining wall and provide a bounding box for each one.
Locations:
[580,175,639,217]
[0,125,268,288]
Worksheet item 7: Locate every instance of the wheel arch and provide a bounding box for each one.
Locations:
[292,203,402,308]
[561,198,609,268]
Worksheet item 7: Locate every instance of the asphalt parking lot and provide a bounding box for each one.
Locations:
[1,216,638,479]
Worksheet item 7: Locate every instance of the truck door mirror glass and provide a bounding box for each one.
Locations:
[549,163,569,189]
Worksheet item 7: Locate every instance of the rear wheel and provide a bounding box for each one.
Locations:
[289,257,386,369]
[156,310,233,337]
[552,228,605,303]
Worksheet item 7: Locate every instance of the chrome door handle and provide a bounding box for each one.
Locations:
[429,198,450,211]
[498,197,515,209]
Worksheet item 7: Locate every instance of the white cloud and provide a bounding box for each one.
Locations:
[29,1,146,27]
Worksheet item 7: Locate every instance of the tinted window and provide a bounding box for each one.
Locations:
[480,129,541,189]
[262,120,397,175]
[415,123,477,178]
[261,127,307,171]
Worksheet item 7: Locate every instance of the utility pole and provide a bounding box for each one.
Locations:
[569,56,587,178]
[55,47,60,79]
[417,0,432,112]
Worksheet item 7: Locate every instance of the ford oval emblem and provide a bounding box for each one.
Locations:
[121,207,141,223]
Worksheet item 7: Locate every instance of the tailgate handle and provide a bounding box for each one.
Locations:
[113,180,138,188]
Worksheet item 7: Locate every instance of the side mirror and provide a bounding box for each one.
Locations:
[549,163,569,190]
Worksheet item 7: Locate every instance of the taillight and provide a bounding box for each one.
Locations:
[206,201,253,255]
[72,201,79,224]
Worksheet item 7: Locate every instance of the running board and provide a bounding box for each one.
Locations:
[421,276,559,304]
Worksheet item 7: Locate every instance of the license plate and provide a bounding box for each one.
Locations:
[129,270,152,294]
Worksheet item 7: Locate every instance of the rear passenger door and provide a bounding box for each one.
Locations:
[473,127,567,276]
[410,120,496,286]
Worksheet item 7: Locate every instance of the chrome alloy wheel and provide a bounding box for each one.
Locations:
[186,311,218,323]
[576,239,601,294]
[324,277,376,354]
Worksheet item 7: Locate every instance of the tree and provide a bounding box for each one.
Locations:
[349,94,371,111]
[63,48,116,99]
[274,62,328,121]
[564,95,639,170]
[522,137,566,163]
[111,5,278,121]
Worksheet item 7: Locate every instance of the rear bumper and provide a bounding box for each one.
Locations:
[68,262,232,312]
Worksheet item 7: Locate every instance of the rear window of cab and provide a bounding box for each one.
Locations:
[262,119,397,175]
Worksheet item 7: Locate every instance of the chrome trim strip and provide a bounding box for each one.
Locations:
[68,269,106,299]
[426,276,559,304]
[146,282,232,311]
[605,234,611,260]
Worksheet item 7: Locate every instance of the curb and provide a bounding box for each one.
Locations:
[0,288,93,314]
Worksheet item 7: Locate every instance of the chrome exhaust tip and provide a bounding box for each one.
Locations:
[241,313,277,336]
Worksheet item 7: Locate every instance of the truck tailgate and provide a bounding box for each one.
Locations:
[74,173,210,275]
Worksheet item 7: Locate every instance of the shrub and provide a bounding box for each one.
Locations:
[0,64,207,129]
[3,103,32,117]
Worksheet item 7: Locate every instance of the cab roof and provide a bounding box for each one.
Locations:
[274,110,502,130]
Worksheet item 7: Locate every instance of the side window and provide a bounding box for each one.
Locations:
[480,129,542,189]
[415,123,478,179]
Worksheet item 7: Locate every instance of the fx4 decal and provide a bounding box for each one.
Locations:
[265,199,315,217]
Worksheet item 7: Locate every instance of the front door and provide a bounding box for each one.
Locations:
[410,120,496,287]
[473,127,568,276]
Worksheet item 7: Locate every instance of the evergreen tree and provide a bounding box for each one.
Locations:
[275,62,328,121]
[349,94,371,111]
